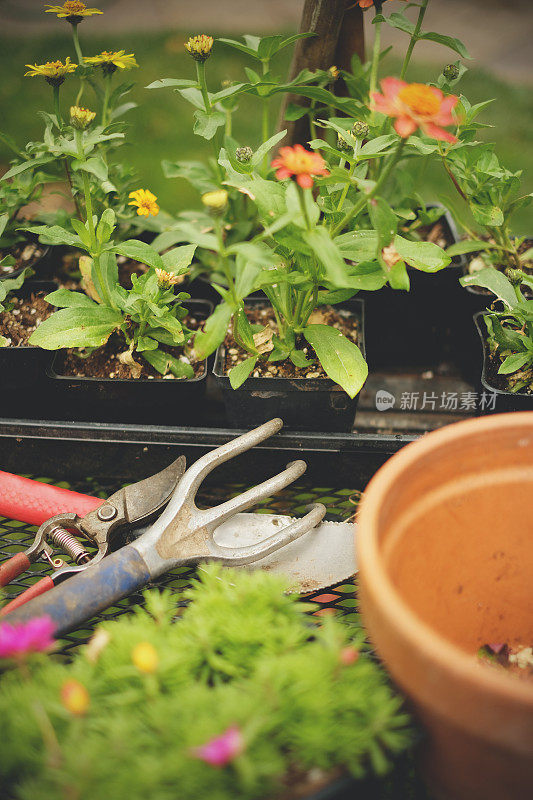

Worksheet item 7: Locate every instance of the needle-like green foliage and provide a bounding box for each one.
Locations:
[0,565,412,800]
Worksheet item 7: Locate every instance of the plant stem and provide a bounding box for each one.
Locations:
[101,74,112,127]
[71,23,83,63]
[369,9,382,124]
[75,129,115,309]
[332,137,406,236]
[196,61,223,182]
[64,159,83,220]
[400,0,429,80]
[261,59,270,174]
[53,85,62,125]
[214,216,236,303]
[336,159,357,213]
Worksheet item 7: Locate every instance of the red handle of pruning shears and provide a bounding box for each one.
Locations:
[0,470,103,598]
[0,470,102,527]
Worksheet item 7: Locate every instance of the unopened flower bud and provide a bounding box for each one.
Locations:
[505,268,523,287]
[236,146,253,164]
[184,34,214,62]
[155,268,181,289]
[351,120,369,140]
[202,189,228,215]
[442,64,459,81]
[61,680,90,716]
[69,105,96,129]
[337,134,352,153]
[132,641,159,674]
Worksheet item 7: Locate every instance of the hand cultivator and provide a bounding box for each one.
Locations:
[0,419,357,635]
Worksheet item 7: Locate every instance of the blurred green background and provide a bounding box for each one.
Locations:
[0,29,531,231]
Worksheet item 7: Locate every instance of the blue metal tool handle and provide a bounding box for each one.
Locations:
[3,545,151,637]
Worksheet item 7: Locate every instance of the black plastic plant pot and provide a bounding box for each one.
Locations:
[473,312,533,413]
[212,299,366,433]
[47,299,213,425]
[0,280,56,416]
[363,205,471,370]
[0,234,50,281]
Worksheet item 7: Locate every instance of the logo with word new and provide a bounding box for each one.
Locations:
[375,390,395,411]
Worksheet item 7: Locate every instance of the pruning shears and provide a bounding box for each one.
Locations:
[0,458,186,615]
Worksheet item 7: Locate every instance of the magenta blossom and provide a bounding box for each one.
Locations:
[191,725,244,767]
[0,616,55,659]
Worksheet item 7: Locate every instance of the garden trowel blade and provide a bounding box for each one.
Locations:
[213,512,357,593]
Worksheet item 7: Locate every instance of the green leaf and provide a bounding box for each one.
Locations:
[234,307,258,352]
[19,225,82,248]
[96,208,116,244]
[193,110,226,140]
[335,230,378,263]
[0,267,33,304]
[142,349,194,379]
[393,235,451,272]
[146,78,197,90]
[229,356,257,389]
[445,239,496,257]
[161,244,197,272]
[71,218,91,247]
[72,156,109,183]
[380,11,415,35]
[498,352,532,375]
[161,160,217,193]
[44,288,95,308]
[306,227,350,287]
[460,267,518,308]
[1,155,53,181]
[0,213,8,239]
[471,204,504,227]
[359,135,398,157]
[290,349,312,368]
[112,240,164,270]
[194,302,233,359]
[387,260,410,291]
[303,324,367,399]
[418,31,470,59]
[251,130,287,168]
[29,306,123,349]
[369,198,397,250]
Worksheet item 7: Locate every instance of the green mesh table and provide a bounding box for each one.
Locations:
[0,477,361,653]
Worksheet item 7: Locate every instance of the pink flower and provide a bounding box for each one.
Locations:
[371,77,458,143]
[0,616,55,659]
[271,145,330,189]
[191,725,245,767]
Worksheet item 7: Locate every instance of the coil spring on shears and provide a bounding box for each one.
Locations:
[47,525,91,565]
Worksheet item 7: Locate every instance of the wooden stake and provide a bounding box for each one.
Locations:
[278,0,365,146]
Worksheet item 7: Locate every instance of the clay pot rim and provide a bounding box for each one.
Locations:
[357,411,533,705]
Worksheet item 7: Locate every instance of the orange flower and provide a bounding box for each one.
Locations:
[271,145,329,189]
[356,0,406,8]
[371,77,458,143]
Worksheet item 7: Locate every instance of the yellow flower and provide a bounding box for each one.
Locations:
[45,1,102,23]
[61,680,90,716]
[24,57,77,86]
[328,65,339,81]
[128,189,159,217]
[155,268,182,289]
[201,189,228,215]
[184,34,214,62]
[85,50,138,75]
[70,105,96,129]
[132,642,159,674]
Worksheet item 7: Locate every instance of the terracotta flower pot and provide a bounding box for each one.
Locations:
[356,412,533,800]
